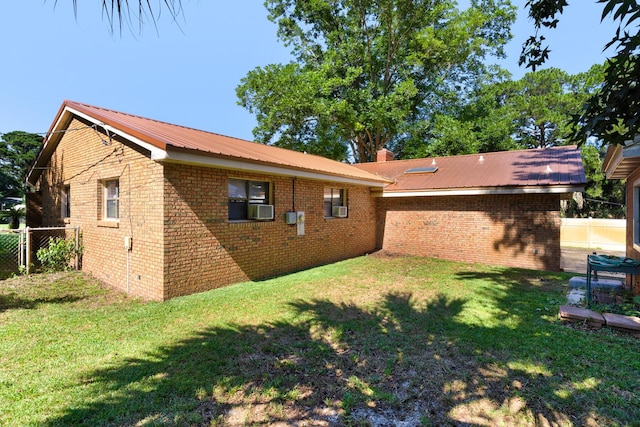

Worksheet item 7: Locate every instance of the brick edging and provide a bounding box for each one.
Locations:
[559,305,640,333]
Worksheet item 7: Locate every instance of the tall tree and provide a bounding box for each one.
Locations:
[0,131,42,197]
[509,66,604,148]
[414,64,604,157]
[237,0,516,163]
[520,0,640,146]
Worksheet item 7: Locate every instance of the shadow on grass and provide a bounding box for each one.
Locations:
[0,293,82,312]
[42,272,640,426]
[0,272,111,313]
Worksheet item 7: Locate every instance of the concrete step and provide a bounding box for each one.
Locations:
[566,288,586,305]
[568,276,624,289]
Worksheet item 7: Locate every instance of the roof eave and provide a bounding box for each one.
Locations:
[603,139,640,180]
[27,101,391,188]
[26,103,74,185]
[158,148,390,187]
[27,103,167,186]
[374,185,585,198]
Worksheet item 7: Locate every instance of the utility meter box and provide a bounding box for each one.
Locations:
[285,211,297,224]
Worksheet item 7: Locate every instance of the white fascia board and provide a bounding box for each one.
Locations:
[157,150,388,187]
[604,145,624,179]
[27,109,75,185]
[65,106,168,160]
[376,185,584,197]
[604,137,640,179]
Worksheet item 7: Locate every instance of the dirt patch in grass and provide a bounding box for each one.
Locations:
[0,271,133,312]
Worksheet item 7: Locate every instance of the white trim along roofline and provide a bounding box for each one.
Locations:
[374,185,585,197]
[63,106,388,188]
[154,150,388,187]
[66,107,167,160]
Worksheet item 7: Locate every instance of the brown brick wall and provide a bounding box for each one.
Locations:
[162,164,378,299]
[376,193,561,271]
[36,118,166,301]
[36,123,378,301]
[624,174,640,294]
[34,117,565,300]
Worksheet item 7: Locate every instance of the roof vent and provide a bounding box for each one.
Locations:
[405,166,438,174]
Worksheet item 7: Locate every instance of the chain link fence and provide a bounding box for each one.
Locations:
[0,230,22,279]
[0,226,80,278]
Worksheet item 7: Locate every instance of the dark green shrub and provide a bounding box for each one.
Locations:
[36,237,79,272]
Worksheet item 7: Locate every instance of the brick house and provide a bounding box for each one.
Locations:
[603,139,640,293]
[27,101,586,300]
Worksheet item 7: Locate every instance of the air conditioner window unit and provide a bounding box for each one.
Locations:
[249,204,274,220]
[332,206,348,218]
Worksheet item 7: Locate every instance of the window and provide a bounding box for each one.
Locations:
[61,184,70,218]
[228,178,271,221]
[104,179,119,220]
[635,185,640,246]
[324,188,347,217]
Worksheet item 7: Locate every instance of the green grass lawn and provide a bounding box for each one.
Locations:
[1,255,639,426]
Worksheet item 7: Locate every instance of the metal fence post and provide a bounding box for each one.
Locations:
[25,226,30,275]
[18,230,23,268]
[74,226,79,270]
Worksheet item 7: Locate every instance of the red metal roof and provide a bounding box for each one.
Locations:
[30,101,585,195]
[354,147,586,193]
[36,100,390,185]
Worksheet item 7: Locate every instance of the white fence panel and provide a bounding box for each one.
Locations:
[561,218,626,251]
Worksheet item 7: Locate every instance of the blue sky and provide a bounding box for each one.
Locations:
[0,1,620,142]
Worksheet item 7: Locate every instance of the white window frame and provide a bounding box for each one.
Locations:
[103,179,120,220]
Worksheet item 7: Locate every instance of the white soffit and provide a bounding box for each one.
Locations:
[157,150,388,187]
[374,186,584,197]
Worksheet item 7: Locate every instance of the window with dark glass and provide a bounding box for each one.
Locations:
[61,184,71,218]
[324,188,346,217]
[228,179,271,220]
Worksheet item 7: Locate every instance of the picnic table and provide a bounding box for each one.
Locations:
[586,254,640,306]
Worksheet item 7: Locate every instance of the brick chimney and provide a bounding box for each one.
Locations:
[377,148,394,162]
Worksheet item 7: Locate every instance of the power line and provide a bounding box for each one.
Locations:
[0,124,100,140]
[584,198,624,206]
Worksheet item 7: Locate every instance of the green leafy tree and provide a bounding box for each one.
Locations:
[0,131,42,197]
[508,66,604,148]
[521,0,640,146]
[415,65,604,157]
[237,0,516,163]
